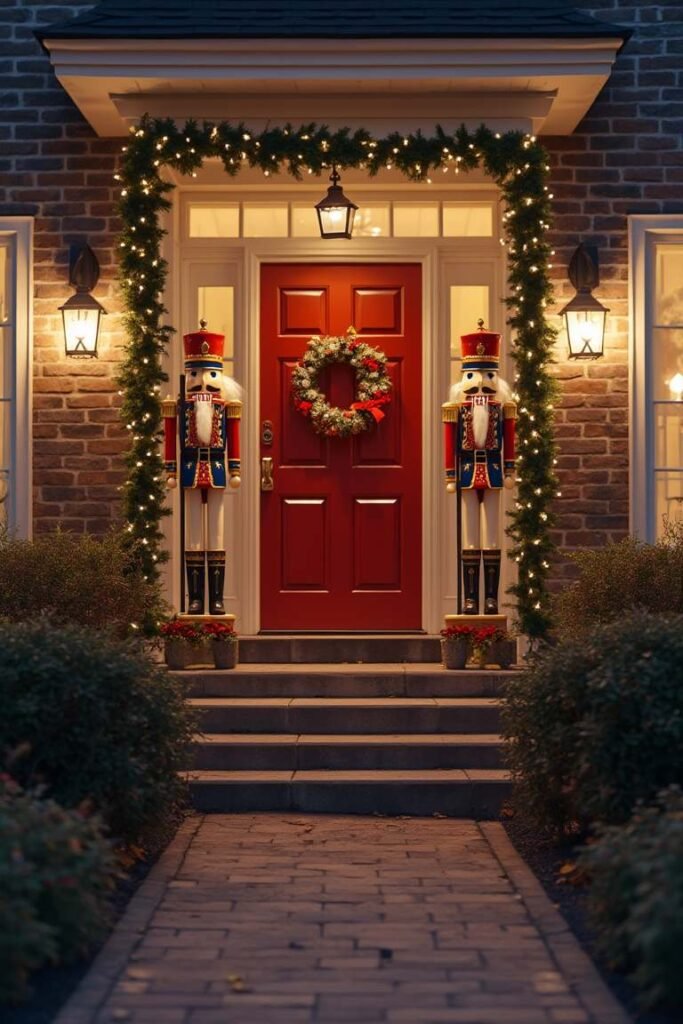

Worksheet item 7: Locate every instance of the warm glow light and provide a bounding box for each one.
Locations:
[62,306,101,357]
[563,307,607,360]
[669,372,683,401]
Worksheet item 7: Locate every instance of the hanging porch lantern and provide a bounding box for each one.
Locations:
[559,243,608,360]
[315,166,358,239]
[60,244,106,358]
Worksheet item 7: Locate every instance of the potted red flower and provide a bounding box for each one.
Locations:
[440,625,475,669]
[159,618,207,670]
[202,621,239,669]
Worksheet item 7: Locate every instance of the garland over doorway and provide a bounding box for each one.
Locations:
[116,116,559,638]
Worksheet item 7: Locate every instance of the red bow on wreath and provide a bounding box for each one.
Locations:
[350,395,391,423]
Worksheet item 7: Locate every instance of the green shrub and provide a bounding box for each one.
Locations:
[502,611,683,834]
[0,776,115,1004]
[579,787,683,1009]
[0,528,166,637]
[0,621,196,847]
[555,519,683,639]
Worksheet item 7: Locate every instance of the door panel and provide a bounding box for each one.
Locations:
[260,262,422,630]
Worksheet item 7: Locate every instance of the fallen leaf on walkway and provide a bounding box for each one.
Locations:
[227,973,252,993]
[556,861,587,886]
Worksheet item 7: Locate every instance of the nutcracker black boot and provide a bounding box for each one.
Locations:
[483,549,501,615]
[462,549,481,614]
[207,550,226,615]
[186,551,205,615]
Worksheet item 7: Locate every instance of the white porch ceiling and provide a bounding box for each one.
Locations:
[42,36,623,138]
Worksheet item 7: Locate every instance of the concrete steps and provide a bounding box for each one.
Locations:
[192,733,503,771]
[237,635,441,664]
[189,696,501,735]
[183,648,515,818]
[188,769,509,817]
[183,664,510,699]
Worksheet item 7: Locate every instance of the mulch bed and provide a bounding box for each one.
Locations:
[504,817,678,1024]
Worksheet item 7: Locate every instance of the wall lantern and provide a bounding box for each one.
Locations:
[59,244,106,358]
[315,166,358,239]
[559,243,609,360]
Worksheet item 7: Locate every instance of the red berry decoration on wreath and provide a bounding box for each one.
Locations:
[291,327,392,439]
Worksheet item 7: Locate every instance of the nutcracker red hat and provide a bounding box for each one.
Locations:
[461,320,501,372]
[183,320,224,371]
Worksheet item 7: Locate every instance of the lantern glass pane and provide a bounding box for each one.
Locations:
[197,286,234,360]
[318,205,350,237]
[654,244,683,325]
[565,308,605,358]
[63,306,100,356]
[652,327,683,401]
[655,470,683,537]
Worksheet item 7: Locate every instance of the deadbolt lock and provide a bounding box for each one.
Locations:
[261,419,274,447]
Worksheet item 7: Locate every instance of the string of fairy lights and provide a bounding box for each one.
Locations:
[116,115,559,639]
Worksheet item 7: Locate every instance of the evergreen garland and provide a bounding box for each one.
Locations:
[116,115,558,638]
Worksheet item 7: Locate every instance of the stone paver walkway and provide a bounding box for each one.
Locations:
[56,815,630,1024]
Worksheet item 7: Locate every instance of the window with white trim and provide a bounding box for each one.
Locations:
[630,217,683,539]
[0,219,32,537]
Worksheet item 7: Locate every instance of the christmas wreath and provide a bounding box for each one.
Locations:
[291,329,392,438]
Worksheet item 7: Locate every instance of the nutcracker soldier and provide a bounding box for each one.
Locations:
[163,321,242,615]
[442,321,516,615]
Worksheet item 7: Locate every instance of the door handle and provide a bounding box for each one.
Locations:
[261,456,274,492]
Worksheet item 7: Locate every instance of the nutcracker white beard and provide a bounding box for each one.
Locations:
[194,395,214,446]
[471,400,489,449]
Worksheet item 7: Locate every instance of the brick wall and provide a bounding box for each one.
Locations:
[0,2,679,575]
[0,1,124,535]
[545,1,683,582]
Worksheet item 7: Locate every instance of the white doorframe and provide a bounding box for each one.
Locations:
[163,195,508,634]
[0,217,33,538]
[629,214,683,540]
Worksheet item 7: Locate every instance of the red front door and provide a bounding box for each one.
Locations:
[260,263,422,630]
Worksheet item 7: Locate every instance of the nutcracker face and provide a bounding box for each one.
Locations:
[186,365,225,395]
[461,368,500,396]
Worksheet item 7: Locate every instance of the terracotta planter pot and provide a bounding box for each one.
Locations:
[488,638,517,669]
[213,640,238,670]
[441,638,469,670]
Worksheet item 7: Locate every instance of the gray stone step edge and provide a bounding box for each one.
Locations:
[179,668,517,698]
[188,773,511,819]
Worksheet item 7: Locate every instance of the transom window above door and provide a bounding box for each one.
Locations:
[185,198,495,240]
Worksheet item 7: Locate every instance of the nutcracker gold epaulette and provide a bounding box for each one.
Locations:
[226,399,242,419]
[442,401,458,423]
[503,401,516,419]
[161,395,177,417]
